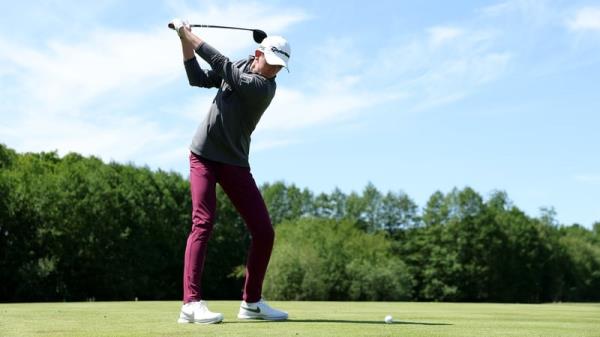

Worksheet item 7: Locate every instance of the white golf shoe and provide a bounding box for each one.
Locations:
[237,299,288,321]
[177,300,223,324]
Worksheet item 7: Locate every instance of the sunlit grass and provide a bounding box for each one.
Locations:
[1,301,599,337]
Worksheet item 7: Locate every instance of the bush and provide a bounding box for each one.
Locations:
[264,218,412,301]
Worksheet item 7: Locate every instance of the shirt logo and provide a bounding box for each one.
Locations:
[240,74,253,84]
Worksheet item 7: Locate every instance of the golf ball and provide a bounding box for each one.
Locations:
[384,315,393,324]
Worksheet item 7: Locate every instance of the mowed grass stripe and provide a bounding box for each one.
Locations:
[1,301,599,337]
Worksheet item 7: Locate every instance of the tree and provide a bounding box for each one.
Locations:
[313,188,346,219]
[380,191,420,233]
[2,144,600,302]
[558,225,600,301]
[261,182,313,225]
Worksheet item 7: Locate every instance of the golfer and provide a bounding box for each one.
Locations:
[169,19,290,324]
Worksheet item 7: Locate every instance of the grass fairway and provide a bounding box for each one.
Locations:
[1,301,599,337]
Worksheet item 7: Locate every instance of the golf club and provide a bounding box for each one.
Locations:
[168,23,267,43]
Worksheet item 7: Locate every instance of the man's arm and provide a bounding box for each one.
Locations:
[179,26,204,59]
[179,28,270,101]
[180,29,196,61]
[177,25,221,88]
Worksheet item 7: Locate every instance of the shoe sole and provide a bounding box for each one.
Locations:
[177,317,223,324]
[237,314,288,321]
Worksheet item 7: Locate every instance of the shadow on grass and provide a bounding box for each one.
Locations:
[228,319,452,326]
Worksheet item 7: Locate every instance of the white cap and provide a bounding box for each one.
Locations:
[257,36,291,68]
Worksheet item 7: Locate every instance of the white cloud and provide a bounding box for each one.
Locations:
[253,139,299,152]
[167,1,308,37]
[482,1,600,35]
[481,1,516,16]
[574,175,600,184]
[0,1,308,168]
[13,115,177,163]
[0,29,192,166]
[1,30,181,115]
[428,26,464,47]
[407,51,512,112]
[372,26,511,113]
[275,25,507,126]
[251,85,402,152]
[480,0,555,27]
[251,22,513,149]
[567,7,600,32]
[482,0,547,16]
[0,1,520,168]
[250,34,403,146]
[258,87,398,132]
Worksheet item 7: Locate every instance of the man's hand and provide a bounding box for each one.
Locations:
[168,18,190,37]
[171,18,202,60]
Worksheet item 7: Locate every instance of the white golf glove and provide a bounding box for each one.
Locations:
[169,18,189,37]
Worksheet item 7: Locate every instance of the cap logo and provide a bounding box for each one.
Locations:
[270,46,290,58]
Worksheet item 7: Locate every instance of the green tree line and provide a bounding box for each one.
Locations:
[1,144,599,302]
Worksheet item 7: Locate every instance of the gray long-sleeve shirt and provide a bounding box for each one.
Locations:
[184,42,276,167]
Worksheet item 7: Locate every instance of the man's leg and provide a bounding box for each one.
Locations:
[217,165,274,303]
[183,153,218,303]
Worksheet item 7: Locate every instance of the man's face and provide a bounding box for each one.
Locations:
[251,51,283,78]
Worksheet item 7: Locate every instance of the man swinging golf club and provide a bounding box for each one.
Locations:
[169,18,291,324]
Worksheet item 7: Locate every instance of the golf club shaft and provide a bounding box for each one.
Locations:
[168,22,267,43]
[189,24,256,32]
[168,23,258,32]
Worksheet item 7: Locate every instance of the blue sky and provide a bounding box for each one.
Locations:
[1,0,599,227]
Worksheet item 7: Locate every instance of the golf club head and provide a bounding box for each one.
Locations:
[253,30,267,43]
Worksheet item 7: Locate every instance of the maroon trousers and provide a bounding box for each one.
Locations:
[183,152,274,303]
